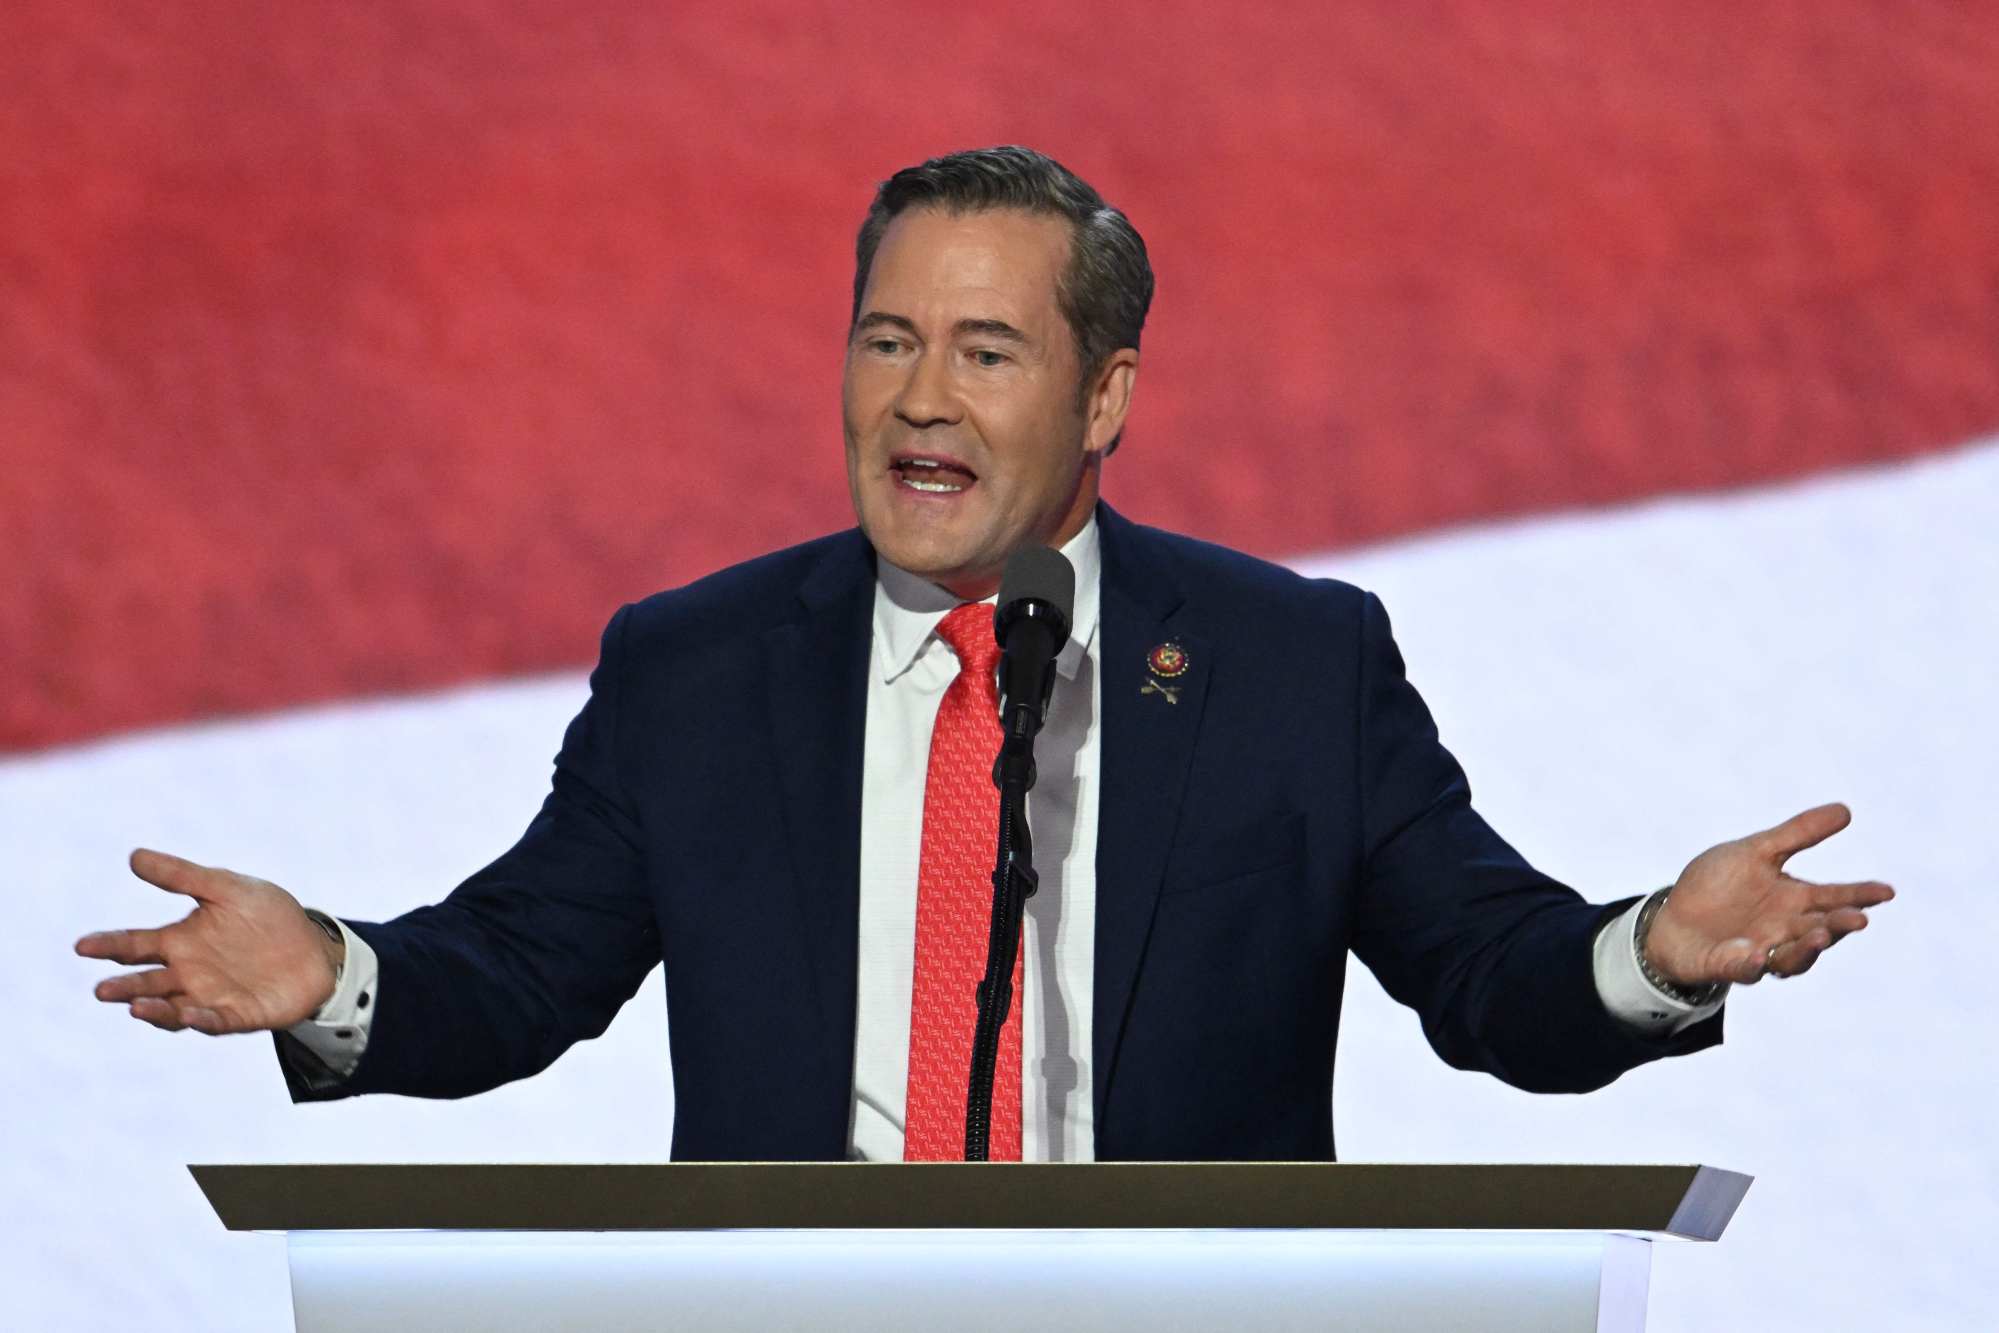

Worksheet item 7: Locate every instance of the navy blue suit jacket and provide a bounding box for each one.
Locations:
[298,504,1721,1158]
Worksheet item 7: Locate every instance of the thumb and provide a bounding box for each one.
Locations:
[1748,802,1852,868]
[128,848,236,904]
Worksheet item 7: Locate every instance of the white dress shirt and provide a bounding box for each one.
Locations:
[849,519,1103,1161]
[285,518,1725,1138]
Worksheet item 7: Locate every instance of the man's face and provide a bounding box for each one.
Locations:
[842,206,1104,598]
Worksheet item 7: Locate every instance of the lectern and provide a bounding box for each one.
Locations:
[193,1162,1750,1332]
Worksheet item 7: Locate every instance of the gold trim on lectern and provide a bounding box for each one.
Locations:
[188,1162,1751,1240]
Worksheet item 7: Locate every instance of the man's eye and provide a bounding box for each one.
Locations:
[970,349,1008,368]
[867,339,904,356]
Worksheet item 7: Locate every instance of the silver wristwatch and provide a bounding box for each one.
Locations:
[306,909,345,986]
[1632,888,1724,1007]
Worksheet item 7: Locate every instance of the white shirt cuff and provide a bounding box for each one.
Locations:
[280,913,380,1080]
[1593,898,1727,1035]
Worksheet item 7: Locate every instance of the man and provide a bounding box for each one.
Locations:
[76,147,1893,1161]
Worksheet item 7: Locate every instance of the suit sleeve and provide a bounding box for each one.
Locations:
[286,603,662,1101]
[1347,591,1721,1093]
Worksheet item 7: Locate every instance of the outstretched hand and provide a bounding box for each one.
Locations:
[1646,803,1894,988]
[75,849,342,1035]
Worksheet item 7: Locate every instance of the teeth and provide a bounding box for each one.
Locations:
[895,459,969,493]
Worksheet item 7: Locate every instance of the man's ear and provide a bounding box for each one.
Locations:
[1083,349,1140,458]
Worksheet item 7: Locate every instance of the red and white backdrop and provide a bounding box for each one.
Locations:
[8,4,1995,1328]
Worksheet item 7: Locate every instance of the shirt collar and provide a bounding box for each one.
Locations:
[874,516,1102,685]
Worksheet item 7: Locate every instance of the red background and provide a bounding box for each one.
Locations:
[6,1,1997,751]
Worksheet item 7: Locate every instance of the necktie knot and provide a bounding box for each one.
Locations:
[935,602,1000,680]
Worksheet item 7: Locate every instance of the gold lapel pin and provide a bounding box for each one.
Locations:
[1142,642,1189,703]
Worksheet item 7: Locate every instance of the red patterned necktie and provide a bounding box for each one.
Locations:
[902,601,1023,1161]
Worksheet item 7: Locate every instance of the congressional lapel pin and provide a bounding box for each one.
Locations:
[1141,642,1189,704]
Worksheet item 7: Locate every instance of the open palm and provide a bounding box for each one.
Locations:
[1645,803,1894,987]
[75,849,339,1034]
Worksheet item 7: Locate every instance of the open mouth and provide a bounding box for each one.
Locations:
[891,454,978,495]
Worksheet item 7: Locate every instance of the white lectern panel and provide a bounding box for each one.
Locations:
[288,1228,1652,1332]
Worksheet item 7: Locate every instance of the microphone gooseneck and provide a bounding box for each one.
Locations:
[963,545,1075,1161]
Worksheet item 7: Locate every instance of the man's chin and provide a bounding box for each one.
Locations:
[892,552,1000,595]
[867,529,1003,596]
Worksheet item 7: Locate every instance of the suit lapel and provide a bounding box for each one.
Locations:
[753,513,1213,1146]
[761,532,875,1122]
[1092,505,1211,1128]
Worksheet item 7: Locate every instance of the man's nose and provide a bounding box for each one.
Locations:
[893,350,962,428]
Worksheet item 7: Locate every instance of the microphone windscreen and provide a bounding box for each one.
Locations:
[997,545,1075,633]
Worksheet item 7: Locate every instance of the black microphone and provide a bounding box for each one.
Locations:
[962,543,1073,1160]
[992,545,1074,761]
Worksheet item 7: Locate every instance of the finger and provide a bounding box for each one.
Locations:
[1768,926,1832,979]
[1713,937,1771,986]
[180,1005,229,1036]
[1805,880,1895,912]
[74,928,167,966]
[127,997,234,1034]
[1809,911,1871,957]
[95,968,181,1003]
[1785,909,1870,948]
[1750,803,1852,866]
[128,848,233,904]
[129,997,186,1031]
[1717,925,1820,984]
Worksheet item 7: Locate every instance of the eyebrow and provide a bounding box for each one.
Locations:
[953,318,1029,344]
[852,312,1031,344]
[853,312,918,338]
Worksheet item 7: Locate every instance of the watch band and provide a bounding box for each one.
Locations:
[305,909,345,986]
[1633,887,1725,1007]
